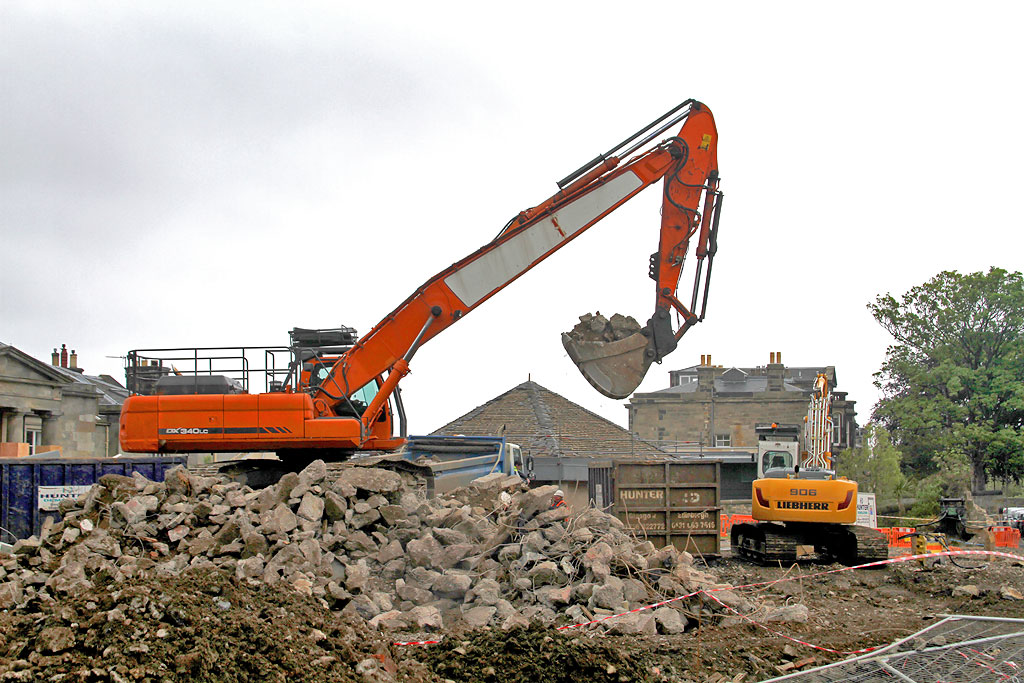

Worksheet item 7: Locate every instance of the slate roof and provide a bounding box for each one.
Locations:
[650,370,805,395]
[431,381,664,458]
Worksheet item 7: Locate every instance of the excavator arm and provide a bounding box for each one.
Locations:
[319,99,722,437]
[119,99,722,456]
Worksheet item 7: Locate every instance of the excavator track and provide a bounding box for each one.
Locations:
[847,524,889,563]
[732,522,888,566]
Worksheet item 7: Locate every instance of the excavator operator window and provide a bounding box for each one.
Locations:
[336,380,382,418]
[762,450,793,473]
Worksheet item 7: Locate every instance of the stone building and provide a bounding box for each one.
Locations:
[0,343,127,458]
[628,353,859,452]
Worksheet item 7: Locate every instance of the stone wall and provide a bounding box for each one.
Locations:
[629,393,810,448]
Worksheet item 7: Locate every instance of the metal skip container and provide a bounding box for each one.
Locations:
[592,459,721,557]
[0,456,187,542]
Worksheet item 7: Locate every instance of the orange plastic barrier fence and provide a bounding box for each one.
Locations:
[720,514,755,538]
[989,526,1022,548]
[881,527,915,548]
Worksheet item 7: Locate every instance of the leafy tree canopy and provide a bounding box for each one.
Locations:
[869,268,1024,489]
[836,423,905,502]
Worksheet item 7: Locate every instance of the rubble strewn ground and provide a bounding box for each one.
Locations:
[0,462,1021,682]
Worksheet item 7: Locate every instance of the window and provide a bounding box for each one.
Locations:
[25,428,41,455]
[833,413,843,446]
[715,433,731,447]
[24,415,42,455]
[762,450,793,472]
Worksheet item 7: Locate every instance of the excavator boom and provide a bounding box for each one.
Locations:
[119,99,723,457]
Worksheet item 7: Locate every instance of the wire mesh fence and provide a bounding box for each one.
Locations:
[763,615,1024,682]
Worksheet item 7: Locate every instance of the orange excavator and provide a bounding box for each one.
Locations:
[119,99,723,465]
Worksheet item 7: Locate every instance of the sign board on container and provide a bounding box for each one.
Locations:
[37,485,93,511]
[856,492,877,528]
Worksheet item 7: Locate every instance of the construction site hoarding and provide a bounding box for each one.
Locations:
[589,459,721,556]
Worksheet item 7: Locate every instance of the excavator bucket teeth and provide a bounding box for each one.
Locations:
[561,331,653,399]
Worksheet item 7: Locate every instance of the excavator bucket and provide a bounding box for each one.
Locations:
[562,327,654,400]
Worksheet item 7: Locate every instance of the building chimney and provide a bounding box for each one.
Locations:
[697,354,715,393]
[767,351,784,392]
[60,344,68,368]
[51,348,59,366]
[69,349,80,371]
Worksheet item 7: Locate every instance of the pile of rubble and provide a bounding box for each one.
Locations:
[0,462,756,638]
[565,312,643,343]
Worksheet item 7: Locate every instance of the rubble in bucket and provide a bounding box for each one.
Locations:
[0,462,760,639]
[562,312,655,400]
[566,312,643,343]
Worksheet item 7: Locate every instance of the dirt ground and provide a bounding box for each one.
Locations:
[406,548,1024,683]
[1,548,1021,682]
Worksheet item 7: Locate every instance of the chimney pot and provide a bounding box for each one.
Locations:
[51,348,59,366]
[60,344,68,368]
[69,350,78,370]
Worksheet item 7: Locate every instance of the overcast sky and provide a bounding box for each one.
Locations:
[2,2,1022,443]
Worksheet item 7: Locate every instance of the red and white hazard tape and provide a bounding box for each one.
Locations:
[702,592,878,655]
[395,550,1022,649]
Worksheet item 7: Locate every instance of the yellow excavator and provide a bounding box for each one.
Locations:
[731,374,888,565]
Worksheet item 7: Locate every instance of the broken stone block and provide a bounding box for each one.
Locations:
[462,605,497,629]
[528,561,567,585]
[376,540,404,565]
[298,460,328,487]
[953,584,980,598]
[468,578,502,606]
[344,560,370,592]
[408,605,443,630]
[433,573,472,599]
[368,610,408,631]
[536,585,572,606]
[377,505,406,526]
[343,594,381,620]
[264,504,298,535]
[37,626,76,654]
[608,611,657,635]
[336,467,402,495]
[0,580,24,609]
[590,583,626,611]
[653,606,686,634]
[433,527,468,546]
[439,542,475,569]
[621,578,648,604]
[323,492,347,522]
[350,509,381,530]
[297,493,325,523]
[406,534,443,568]
[236,556,265,581]
[1001,585,1023,600]
[395,580,433,606]
[502,612,530,630]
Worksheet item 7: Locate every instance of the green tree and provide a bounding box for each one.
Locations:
[869,268,1024,490]
[836,423,905,502]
